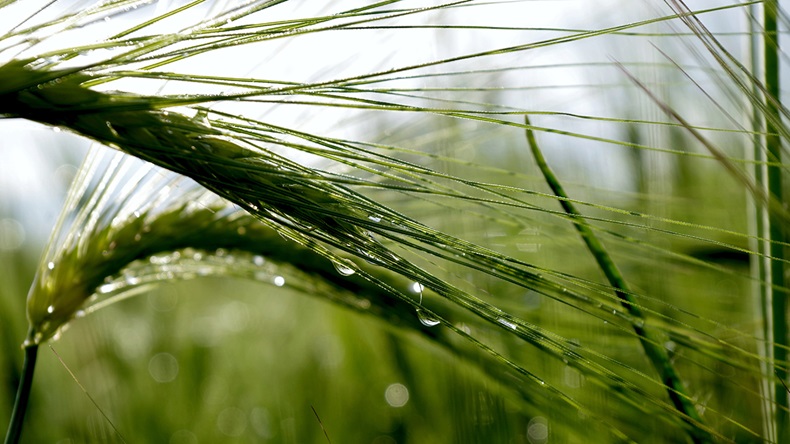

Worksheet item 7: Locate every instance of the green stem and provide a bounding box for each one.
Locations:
[4,344,38,444]
[748,2,775,439]
[525,116,713,443]
[763,1,788,441]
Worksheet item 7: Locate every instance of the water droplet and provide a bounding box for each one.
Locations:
[497,317,518,330]
[193,110,212,128]
[124,274,140,285]
[253,255,264,266]
[410,282,424,304]
[98,283,120,293]
[416,309,440,327]
[150,255,170,265]
[46,305,55,314]
[75,310,86,318]
[105,121,119,137]
[47,261,55,270]
[664,341,677,352]
[368,215,382,223]
[332,260,356,276]
[356,248,384,266]
[273,276,285,287]
[634,318,645,328]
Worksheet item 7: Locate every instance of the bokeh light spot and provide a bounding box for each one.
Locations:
[384,383,409,407]
[148,352,179,383]
[0,218,25,251]
[217,407,247,437]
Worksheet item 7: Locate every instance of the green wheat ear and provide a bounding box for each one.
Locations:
[20,144,394,346]
[22,145,349,341]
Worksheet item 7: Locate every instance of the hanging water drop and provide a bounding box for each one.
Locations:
[416,309,440,327]
[193,110,211,128]
[410,282,424,304]
[333,259,356,276]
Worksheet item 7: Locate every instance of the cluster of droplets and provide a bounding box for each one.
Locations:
[92,248,280,305]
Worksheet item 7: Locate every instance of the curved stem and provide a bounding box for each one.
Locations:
[525,116,713,443]
[4,344,38,444]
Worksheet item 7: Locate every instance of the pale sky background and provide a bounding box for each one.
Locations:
[0,0,768,254]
